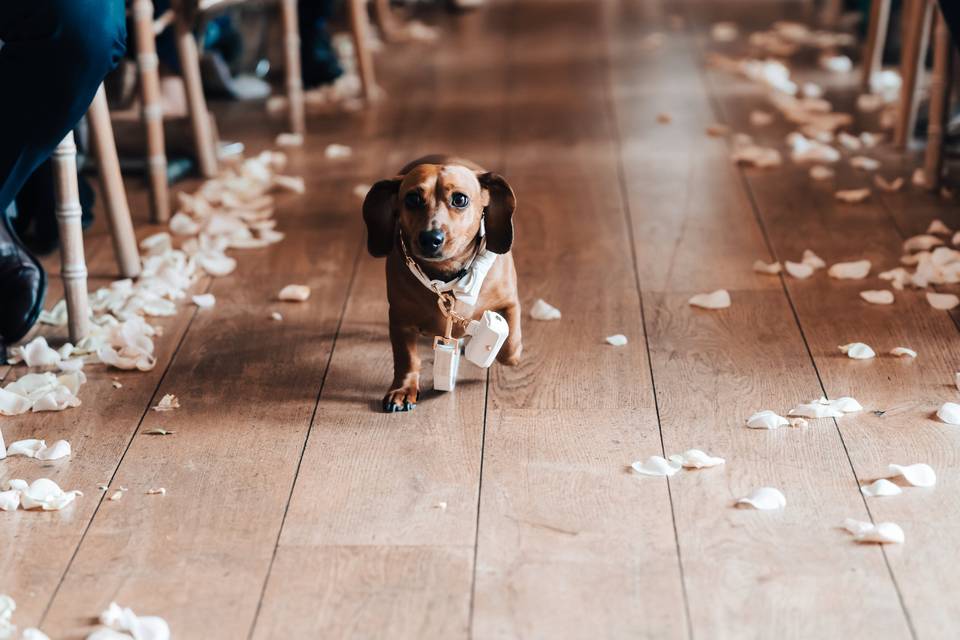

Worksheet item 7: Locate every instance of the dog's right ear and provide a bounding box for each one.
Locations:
[362,178,402,257]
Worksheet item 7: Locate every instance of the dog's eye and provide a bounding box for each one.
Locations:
[404,192,425,209]
[450,192,470,208]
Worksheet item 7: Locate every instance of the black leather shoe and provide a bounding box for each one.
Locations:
[0,210,46,345]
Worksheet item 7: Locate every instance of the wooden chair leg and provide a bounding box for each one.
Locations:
[372,0,405,43]
[174,17,218,178]
[925,7,952,191]
[861,0,892,92]
[133,0,170,224]
[820,0,843,27]
[87,84,141,280]
[348,0,379,103]
[52,132,90,343]
[280,0,306,135]
[895,0,934,149]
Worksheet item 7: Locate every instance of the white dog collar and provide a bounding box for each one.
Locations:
[400,220,497,307]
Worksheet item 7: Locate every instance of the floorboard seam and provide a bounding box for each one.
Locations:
[693,33,919,640]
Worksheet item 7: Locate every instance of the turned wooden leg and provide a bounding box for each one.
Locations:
[372,0,404,43]
[280,0,306,135]
[861,0,892,92]
[52,133,90,343]
[87,84,141,279]
[820,0,843,27]
[925,7,952,191]
[348,0,379,103]
[174,17,218,178]
[895,0,934,149]
[133,0,170,223]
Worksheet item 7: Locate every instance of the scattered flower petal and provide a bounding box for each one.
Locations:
[809,165,835,180]
[859,290,893,304]
[888,463,936,487]
[753,260,782,274]
[936,401,960,424]
[688,289,731,309]
[828,260,871,279]
[746,410,789,430]
[844,518,904,544]
[839,342,876,359]
[736,487,786,510]
[928,219,951,235]
[861,478,902,497]
[802,249,826,269]
[668,449,725,468]
[850,156,880,171]
[835,188,870,204]
[889,347,917,358]
[631,456,682,477]
[191,293,216,309]
[324,143,352,159]
[874,175,904,192]
[275,132,303,147]
[903,234,944,252]
[278,284,310,302]
[927,292,960,310]
[146,488,166,496]
[530,299,561,321]
[784,260,814,279]
[605,334,628,346]
[152,394,180,412]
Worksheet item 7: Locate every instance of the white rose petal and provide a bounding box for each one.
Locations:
[835,188,871,204]
[750,110,774,127]
[927,292,960,310]
[844,518,904,544]
[324,143,352,159]
[831,396,864,412]
[631,456,682,477]
[21,337,62,368]
[275,132,304,147]
[828,260,871,279]
[802,249,826,269]
[859,290,893,304]
[745,410,789,430]
[784,260,814,279]
[0,490,20,511]
[15,478,81,511]
[35,440,71,461]
[927,219,951,235]
[809,165,835,180]
[668,449,725,469]
[874,175,904,192]
[753,260,782,275]
[839,342,876,359]
[605,334,628,346]
[152,394,180,412]
[530,298,561,321]
[688,289,731,309]
[191,293,216,309]
[278,284,310,302]
[888,463,936,487]
[890,347,917,358]
[6,439,46,458]
[820,54,852,73]
[353,183,371,199]
[96,602,171,640]
[850,156,880,171]
[937,401,960,424]
[736,487,786,510]
[168,212,200,236]
[904,234,944,252]
[860,478,903,497]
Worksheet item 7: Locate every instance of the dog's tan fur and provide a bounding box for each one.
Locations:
[363,155,522,412]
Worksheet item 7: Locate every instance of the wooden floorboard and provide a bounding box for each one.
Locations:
[251,5,508,638]
[697,5,960,636]
[473,3,687,637]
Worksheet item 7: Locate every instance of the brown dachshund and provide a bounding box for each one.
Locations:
[362,155,523,412]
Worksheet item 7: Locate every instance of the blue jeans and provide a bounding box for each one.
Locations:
[0,0,127,214]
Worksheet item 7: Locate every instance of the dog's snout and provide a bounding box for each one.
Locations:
[418,229,445,253]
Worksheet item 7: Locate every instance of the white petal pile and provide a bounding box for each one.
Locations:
[745,410,789,430]
[688,289,731,309]
[0,595,49,640]
[96,318,158,372]
[631,456,682,477]
[753,260,782,274]
[860,479,902,497]
[0,372,85,416]
[4,439,70,461]
[668,449,725,468]
[828,260,871,279]
[89,602,170,640]
[838,343,876,359]
[278,284,311,302]
[605,334,628,346]
[2,478,81,511]
[736,487,786,510]
[888,463,936,487]
[7,336,61,368]
[938,402,960,425]
[843,518,904,544]
[859,290,893,304]
[530,298,561,321]
[889,347,917,358]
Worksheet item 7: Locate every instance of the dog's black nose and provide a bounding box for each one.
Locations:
[418,229,445,253]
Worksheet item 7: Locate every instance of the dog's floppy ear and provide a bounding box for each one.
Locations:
[362,178,402,257]
[479,172,516,254]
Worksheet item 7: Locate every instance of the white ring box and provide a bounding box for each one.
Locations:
[433,310,509,392]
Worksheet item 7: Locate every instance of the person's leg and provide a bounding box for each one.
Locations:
[298,0,343,89]
[0,0,126,344]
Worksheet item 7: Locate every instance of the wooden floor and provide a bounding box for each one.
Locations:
[4,0,960,637]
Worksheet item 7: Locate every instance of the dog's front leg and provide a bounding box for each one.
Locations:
[383,321,421,412]
[497,302,523,366]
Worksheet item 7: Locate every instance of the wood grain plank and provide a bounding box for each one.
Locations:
[698,7,960,636]
[606,5,912,637]
[251,5,510,638]
[473,2,687,637]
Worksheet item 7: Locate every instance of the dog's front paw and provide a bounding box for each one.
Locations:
[383,385,419,412]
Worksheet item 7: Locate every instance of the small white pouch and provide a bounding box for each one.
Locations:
[464,310,509,368]
[433,338,461,392]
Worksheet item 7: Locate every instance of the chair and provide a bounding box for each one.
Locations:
[53,84,142,343]
[923,5,952,190]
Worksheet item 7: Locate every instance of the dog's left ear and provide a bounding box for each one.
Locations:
[478,172,516,254]
[362,178,402,257]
